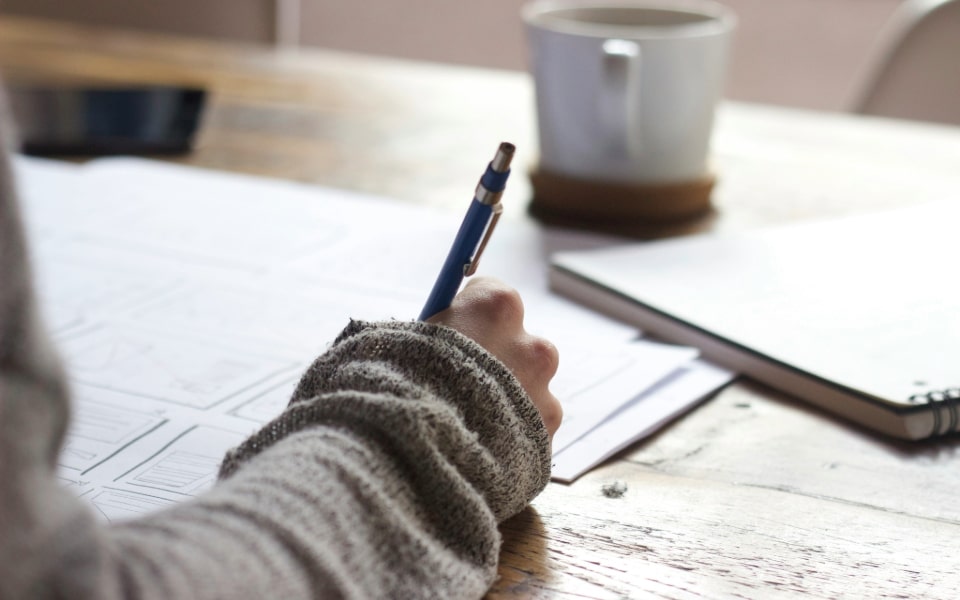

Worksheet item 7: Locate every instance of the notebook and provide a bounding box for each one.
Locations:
[550,201,960,440]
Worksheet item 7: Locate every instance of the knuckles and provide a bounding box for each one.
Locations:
[472,284,525,324]
[525,336,560,378]
[539,394,564,434]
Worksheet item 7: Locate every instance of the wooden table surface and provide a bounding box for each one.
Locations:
[3,16,960,599]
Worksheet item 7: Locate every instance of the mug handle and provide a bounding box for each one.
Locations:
[599,39,641,158]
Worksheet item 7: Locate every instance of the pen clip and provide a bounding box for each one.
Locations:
[464,202,503,276]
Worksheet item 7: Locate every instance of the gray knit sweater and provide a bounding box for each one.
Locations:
[0,132,551,597]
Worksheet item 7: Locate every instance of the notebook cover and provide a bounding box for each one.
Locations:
[550,201,960,440]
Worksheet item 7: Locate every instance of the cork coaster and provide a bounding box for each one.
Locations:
[528,167,716,237]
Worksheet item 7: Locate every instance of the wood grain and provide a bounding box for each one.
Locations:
[2,16,959,599]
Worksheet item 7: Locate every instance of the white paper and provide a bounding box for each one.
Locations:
[551,360,736,482]
[15,156,732,511]
[550,340,698,455]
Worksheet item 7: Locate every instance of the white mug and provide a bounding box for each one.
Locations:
[523,0,736,184]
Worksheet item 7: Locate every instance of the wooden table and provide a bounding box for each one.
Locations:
[3,16,960,599]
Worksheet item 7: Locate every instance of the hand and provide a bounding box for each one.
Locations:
[427,277,562,440]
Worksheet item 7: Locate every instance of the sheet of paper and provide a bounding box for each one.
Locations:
[550,340,699,455]
[552,360,736,482]
[16,156,731,515]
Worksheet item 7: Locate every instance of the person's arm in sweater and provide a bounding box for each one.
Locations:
[0,121,561,597]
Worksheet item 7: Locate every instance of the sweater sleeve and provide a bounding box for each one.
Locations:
[0,142,552,598]
[99,319,552,599]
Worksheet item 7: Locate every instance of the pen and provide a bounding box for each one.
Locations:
[418,142,515,320]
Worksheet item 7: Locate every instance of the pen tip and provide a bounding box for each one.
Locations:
[492,142,515,172]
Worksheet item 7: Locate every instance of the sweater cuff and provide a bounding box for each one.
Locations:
[220,319,552,522]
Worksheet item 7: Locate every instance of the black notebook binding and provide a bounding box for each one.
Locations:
[908,388,960,437]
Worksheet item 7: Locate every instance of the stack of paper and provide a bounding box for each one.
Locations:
[16,156,732,519]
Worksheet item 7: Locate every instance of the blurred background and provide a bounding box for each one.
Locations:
[0,0,906,113]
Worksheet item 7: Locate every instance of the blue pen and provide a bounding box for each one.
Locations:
[418,142,515,320]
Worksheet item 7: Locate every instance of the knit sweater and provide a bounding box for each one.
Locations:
[0,125,551,598]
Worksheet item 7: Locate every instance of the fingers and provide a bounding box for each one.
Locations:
[428,277,563,438]
[537,390,563,437]
[432,277,525,334]
[519,335,560,383]
[519,337,562,437]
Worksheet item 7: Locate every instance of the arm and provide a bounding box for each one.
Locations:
[106,308,555,599]
[0,116,560,598]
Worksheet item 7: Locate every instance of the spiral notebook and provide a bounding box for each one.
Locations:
[550,200,960,441]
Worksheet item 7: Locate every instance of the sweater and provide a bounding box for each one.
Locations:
[0,112,551,599]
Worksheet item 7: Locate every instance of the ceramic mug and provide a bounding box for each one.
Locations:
[523,0,736,185]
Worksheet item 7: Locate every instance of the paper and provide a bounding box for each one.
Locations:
[551,360,735,482]
[550,340,698,455]
[17,155,733,505]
